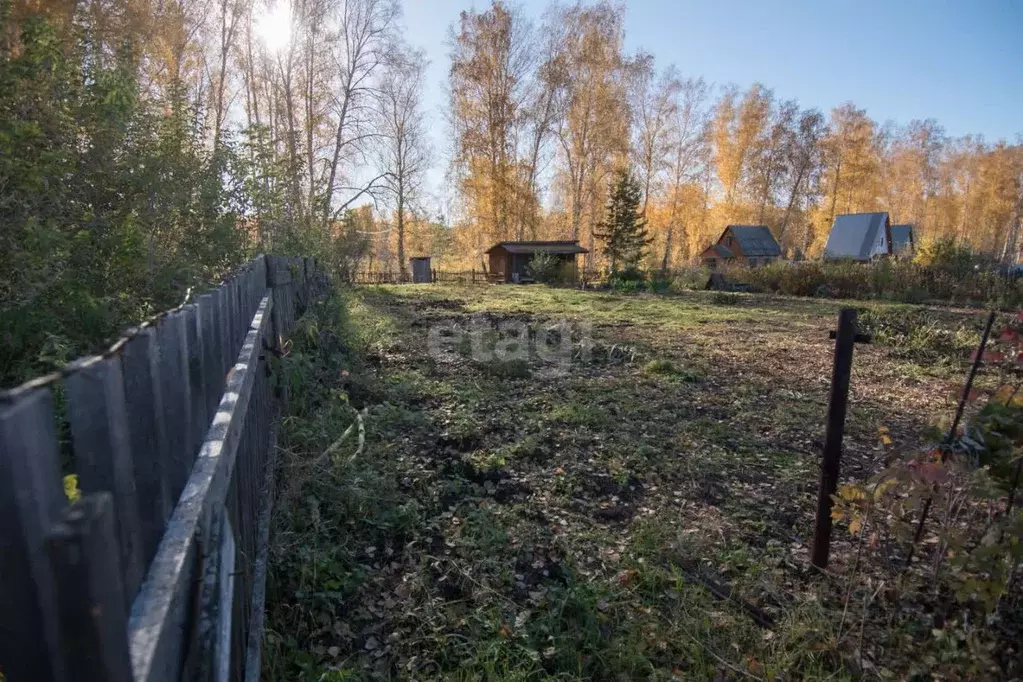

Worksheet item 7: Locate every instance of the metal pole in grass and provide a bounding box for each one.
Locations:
[812,308,871,570]
[905,310,996,568]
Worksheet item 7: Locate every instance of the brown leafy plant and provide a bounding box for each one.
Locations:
[830,313,1023,674]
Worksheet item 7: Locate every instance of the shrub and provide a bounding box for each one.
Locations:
[612,265,646,282]
[609,278,644,294]
[735,262,828,297]
[608,266,648,293]
[724,260,1023,308]
[914,237,977,274]
[669,266,711,292]
[527,251,561,284]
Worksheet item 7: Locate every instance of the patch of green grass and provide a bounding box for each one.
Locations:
[711,291,742,306]
[548,401,607,428]
[857,305,983,365]
[642,358,703,382]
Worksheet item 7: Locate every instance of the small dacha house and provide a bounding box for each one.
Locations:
[823,212,893,261]
[485,241,588,283]
[700,225,781,269]
[890,224,916,256]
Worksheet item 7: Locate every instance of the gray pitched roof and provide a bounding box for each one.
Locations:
[890,224,915,254]
[824,213,891,260]
[725,225,781,257]
[485,241,588,255]
[706,244,734,259]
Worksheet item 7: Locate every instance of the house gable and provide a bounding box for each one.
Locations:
[824,213,892,260]
[713,225,781,265]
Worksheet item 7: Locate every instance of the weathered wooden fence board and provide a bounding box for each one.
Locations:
[65,354,146,607]
[0,387,65,682]
[46,493,134,682]
[158,310,194,504]
[184,304,208,466]
[0,254,327,682]
[198,294,221,426]
[121,327,172,566]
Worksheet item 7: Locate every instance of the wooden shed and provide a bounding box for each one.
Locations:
[485,241,588,283]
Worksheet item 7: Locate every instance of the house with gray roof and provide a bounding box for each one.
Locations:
[823,212,893,261]
[890,224,916,256]
[700,225,781,269]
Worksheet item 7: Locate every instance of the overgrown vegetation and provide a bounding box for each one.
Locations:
[265,283,1019,680]
[0,7,248,385]
[577,258,1023,310]
[730,260,1023,308]
[0,2,398,387]
[526,251,562,284]
[830,316,1023,677]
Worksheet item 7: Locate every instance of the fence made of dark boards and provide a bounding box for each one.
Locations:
[0,254,328,682]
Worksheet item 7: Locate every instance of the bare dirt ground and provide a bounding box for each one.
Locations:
[263,284,1012,681]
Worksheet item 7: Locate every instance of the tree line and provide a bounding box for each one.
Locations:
[2,0,1022,383]
[443,1,1023,272]
[0,0,422,385]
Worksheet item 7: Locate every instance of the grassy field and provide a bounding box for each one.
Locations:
[263,284,1015,680]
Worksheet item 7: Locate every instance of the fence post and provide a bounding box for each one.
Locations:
[0,387,66,682]
[812,308,859,570]
[46,493,133,682]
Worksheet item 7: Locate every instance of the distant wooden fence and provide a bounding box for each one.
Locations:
[0,254,327,682]
[354,269,497,285]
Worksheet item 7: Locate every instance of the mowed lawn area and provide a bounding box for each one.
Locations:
[264,284,1001,681]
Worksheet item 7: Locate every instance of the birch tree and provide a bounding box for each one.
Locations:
[378,46,430,277]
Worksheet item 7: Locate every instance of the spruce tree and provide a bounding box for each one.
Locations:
[594,168,651,273]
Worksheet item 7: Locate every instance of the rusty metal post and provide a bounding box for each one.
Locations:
[812,308,859,570]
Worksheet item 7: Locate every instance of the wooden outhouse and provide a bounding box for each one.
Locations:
[409,256,432,283]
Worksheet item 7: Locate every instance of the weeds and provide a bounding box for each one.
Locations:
[264,283,1014,680]
[857,306,982,364]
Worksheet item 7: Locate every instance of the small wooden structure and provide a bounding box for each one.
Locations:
[700,225,781,269]
[409,256,432,283]
[485,241,588,283]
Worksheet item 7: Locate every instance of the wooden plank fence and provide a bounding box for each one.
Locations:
[0,254,328,682]
[354,269,498,285]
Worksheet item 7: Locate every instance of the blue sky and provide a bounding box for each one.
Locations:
[403,0,1022,203]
